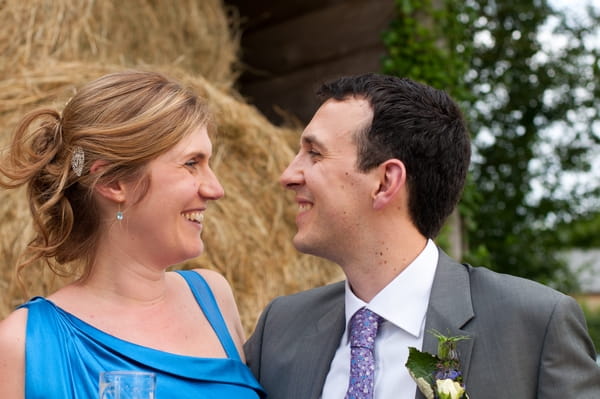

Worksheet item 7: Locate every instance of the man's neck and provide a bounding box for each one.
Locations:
[342,233,428,302]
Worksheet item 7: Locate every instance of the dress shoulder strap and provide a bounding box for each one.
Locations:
[175,270,241,360]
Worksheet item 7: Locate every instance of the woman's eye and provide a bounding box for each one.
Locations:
[308,150,321,157]
[184,160,198,168]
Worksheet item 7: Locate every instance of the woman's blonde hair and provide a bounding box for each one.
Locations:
[0,70,210,280]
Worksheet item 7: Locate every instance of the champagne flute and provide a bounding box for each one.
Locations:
[99,370,156,399]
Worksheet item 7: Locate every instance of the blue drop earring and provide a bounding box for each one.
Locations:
[116,204,124,221]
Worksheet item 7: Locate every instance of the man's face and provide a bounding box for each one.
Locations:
[279,98,377,264]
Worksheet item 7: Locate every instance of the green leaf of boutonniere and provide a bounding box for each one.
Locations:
[406,346,437,385]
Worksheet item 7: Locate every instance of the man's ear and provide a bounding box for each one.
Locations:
[90,160,125,203]
[372,159,406,210]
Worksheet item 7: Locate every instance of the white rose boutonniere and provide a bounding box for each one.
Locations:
[436,379,465,399]
[405,330,470,399]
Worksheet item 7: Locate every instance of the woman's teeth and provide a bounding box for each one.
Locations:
[183,212,204,223]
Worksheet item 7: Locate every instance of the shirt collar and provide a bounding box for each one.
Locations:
[344,239,439,338]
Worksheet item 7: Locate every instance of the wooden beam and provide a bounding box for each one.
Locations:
[226,0,347,32]
[240,45,387,125]
[238,0,395,80]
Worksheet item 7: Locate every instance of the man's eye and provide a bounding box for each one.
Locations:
[308,150,321,157]
[184,160,198,167]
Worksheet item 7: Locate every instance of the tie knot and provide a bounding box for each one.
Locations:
[349,307,381,350]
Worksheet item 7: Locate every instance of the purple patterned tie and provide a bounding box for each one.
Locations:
[345,307,382,399]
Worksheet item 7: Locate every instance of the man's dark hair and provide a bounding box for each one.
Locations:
[317,73,471,238]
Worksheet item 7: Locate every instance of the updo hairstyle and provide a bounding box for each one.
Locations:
[0,70,210,279]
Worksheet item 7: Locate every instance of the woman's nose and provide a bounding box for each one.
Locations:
[200,169,225,200]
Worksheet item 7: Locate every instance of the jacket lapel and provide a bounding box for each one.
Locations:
[415,250,475,399]
[292,293,346,399]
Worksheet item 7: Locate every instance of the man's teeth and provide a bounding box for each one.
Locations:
[299,203,313,211]
[183,212,204,223]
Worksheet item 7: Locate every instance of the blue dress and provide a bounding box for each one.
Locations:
[19,270,265,399]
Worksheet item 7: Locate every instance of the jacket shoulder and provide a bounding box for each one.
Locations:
[466,264,567,306]
[267,280,345,315]
[461,262,582,334]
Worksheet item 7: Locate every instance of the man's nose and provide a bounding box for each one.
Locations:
[279,153,303,189]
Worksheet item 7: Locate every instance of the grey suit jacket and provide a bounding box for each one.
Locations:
[245,249,600,399]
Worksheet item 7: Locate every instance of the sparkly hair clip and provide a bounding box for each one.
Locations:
[71,146,85,176]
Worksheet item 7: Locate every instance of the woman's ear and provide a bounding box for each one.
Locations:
[372,159,406,210]
[90,160,125,203]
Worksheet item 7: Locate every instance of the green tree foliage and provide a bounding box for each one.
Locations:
[383,0,600,292]
[582,305,600,352]
[555,212,600,248]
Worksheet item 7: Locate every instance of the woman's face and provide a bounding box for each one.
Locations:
[119,125,224,268]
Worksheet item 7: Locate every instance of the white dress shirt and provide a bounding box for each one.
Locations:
[320,239,439,399]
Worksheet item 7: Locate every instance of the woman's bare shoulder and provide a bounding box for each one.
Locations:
[191,268,232,293]
[189,268,246,356]
[0,308,27,398]
[0,307,28,345]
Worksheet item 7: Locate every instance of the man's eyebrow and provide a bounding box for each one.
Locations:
[301,133,324,148]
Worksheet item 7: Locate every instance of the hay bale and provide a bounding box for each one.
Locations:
[0,62,343,333]
[0,0,240,88]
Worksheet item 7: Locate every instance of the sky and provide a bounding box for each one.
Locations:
[544,0,600,47]
[549,0,598,15]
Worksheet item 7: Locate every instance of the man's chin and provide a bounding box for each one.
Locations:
[292,235,312,254]
[292,235,325,258]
